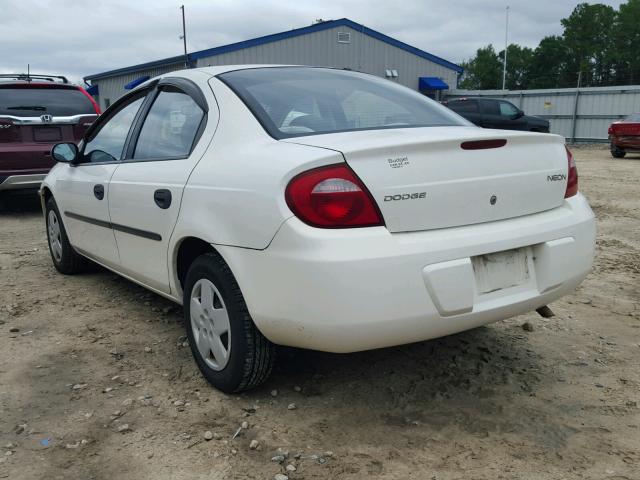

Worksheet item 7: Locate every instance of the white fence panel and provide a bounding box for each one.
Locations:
[446,85,640,142]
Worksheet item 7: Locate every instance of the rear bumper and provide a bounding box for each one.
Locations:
[610,135,640,149]
[217,194,596,353]
[0,173,47,191]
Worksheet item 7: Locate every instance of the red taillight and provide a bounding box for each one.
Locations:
[608,125,614,135]
[78,86,101,114]
[285,164,384,228]
[565,146,578,198]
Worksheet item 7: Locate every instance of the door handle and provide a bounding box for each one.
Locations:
[153,189,172,209]
[93,184,104,200]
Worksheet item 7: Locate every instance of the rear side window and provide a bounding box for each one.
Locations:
[133,87,204,160]
[219,67,467,139]
[447,100,479,113]
[0,86,95,116]
[481,100,501,116]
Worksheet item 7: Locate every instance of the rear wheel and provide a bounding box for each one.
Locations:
[45,197,87,274]
[183,252,275,393]
[611,143,626,158]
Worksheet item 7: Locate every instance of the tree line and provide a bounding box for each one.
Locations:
[459,0,640,90]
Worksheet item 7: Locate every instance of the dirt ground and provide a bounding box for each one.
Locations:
[0,145,638,480]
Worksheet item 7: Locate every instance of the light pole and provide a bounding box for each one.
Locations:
[502,6,509,90]
[180,5,188,68]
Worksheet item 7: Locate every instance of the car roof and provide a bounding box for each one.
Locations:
[0,80,80,89]
[154,65,339,79]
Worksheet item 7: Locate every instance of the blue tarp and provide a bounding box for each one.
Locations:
[419,77,449,91]
[124,76,150,90]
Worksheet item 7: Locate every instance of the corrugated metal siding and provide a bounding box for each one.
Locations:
[195,26,458,91]
[90,26,458,109]
[447,85,640,141]
[93,62,185,110]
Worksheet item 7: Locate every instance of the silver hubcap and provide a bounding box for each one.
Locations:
[190,279,231,371]
[47,210,63,262]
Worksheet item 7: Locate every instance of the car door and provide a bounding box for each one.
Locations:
[107,77,213,294]
[497,100,527,130]
[54,91,147,267]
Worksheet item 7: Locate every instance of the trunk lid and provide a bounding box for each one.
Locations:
[284,127,569,233]
[609,122,640,136]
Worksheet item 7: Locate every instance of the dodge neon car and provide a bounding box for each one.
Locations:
[41,66,595,392]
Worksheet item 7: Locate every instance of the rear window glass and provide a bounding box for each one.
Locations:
[219,67,468,139]
[0,86,95,117]
[623,113,640,122]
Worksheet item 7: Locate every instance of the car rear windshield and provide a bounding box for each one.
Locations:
[0,85,95,117]
[218,67,468,139]
[623,113,640,122]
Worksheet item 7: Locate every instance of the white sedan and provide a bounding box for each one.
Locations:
[41,66,595,392]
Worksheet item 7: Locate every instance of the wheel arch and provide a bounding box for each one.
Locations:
[40,185,53,213]
[173,236,225,297]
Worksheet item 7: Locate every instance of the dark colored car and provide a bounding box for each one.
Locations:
[443,98,549,133]
[608,113,640,158]
[0,74,100,194]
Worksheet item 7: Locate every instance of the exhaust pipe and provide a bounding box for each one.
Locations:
[536,305,555,318]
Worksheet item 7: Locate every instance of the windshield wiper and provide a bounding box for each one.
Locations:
[6,105,47,111]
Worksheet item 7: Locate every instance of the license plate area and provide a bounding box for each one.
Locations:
[33,126,62,142]
[472,247,530,294]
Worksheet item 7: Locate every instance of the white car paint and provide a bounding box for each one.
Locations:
[42,65,596,353]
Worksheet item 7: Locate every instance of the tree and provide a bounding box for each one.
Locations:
[498,44,534,90]
[613,0,640,84]
[561,2,616,86]
[528,36,567,89]
[459,45,502,89]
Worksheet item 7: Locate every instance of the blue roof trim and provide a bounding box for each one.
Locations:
[84,18,462,82]
[419,77,449,90]
[85,84,99,96]
[124,76,151,90]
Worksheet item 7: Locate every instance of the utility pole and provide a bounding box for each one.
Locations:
[570,71,582,143]
[502,6,509,91]
[180,5,188,68]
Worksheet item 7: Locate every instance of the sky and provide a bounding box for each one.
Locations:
[2,0,626,84]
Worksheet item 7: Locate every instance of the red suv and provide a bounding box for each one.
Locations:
[0,74,100,194]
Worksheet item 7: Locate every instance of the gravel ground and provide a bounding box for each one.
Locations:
[0,145,639,480]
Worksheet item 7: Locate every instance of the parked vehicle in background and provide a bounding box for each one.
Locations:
[608,113,640,158]
[444,98,550,132]
[0,74,100,195]
[42,66,594,393]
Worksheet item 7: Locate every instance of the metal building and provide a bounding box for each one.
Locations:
[84,18,462,111]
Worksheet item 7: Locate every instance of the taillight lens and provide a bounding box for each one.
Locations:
[285,164,384,228]
[565,146,578,198]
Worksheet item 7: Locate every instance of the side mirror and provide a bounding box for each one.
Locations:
[51,143,79,163]
[514,109,524,119]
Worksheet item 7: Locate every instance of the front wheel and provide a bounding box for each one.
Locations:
[611,143,626,158]
[183,252,275,393]
[45,197,87,274]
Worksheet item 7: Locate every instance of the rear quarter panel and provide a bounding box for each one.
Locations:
[172,77,345,250]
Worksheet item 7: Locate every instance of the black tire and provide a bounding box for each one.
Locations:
[45,197,87,274]
[611,143,626,158]
[183,252,276,393]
